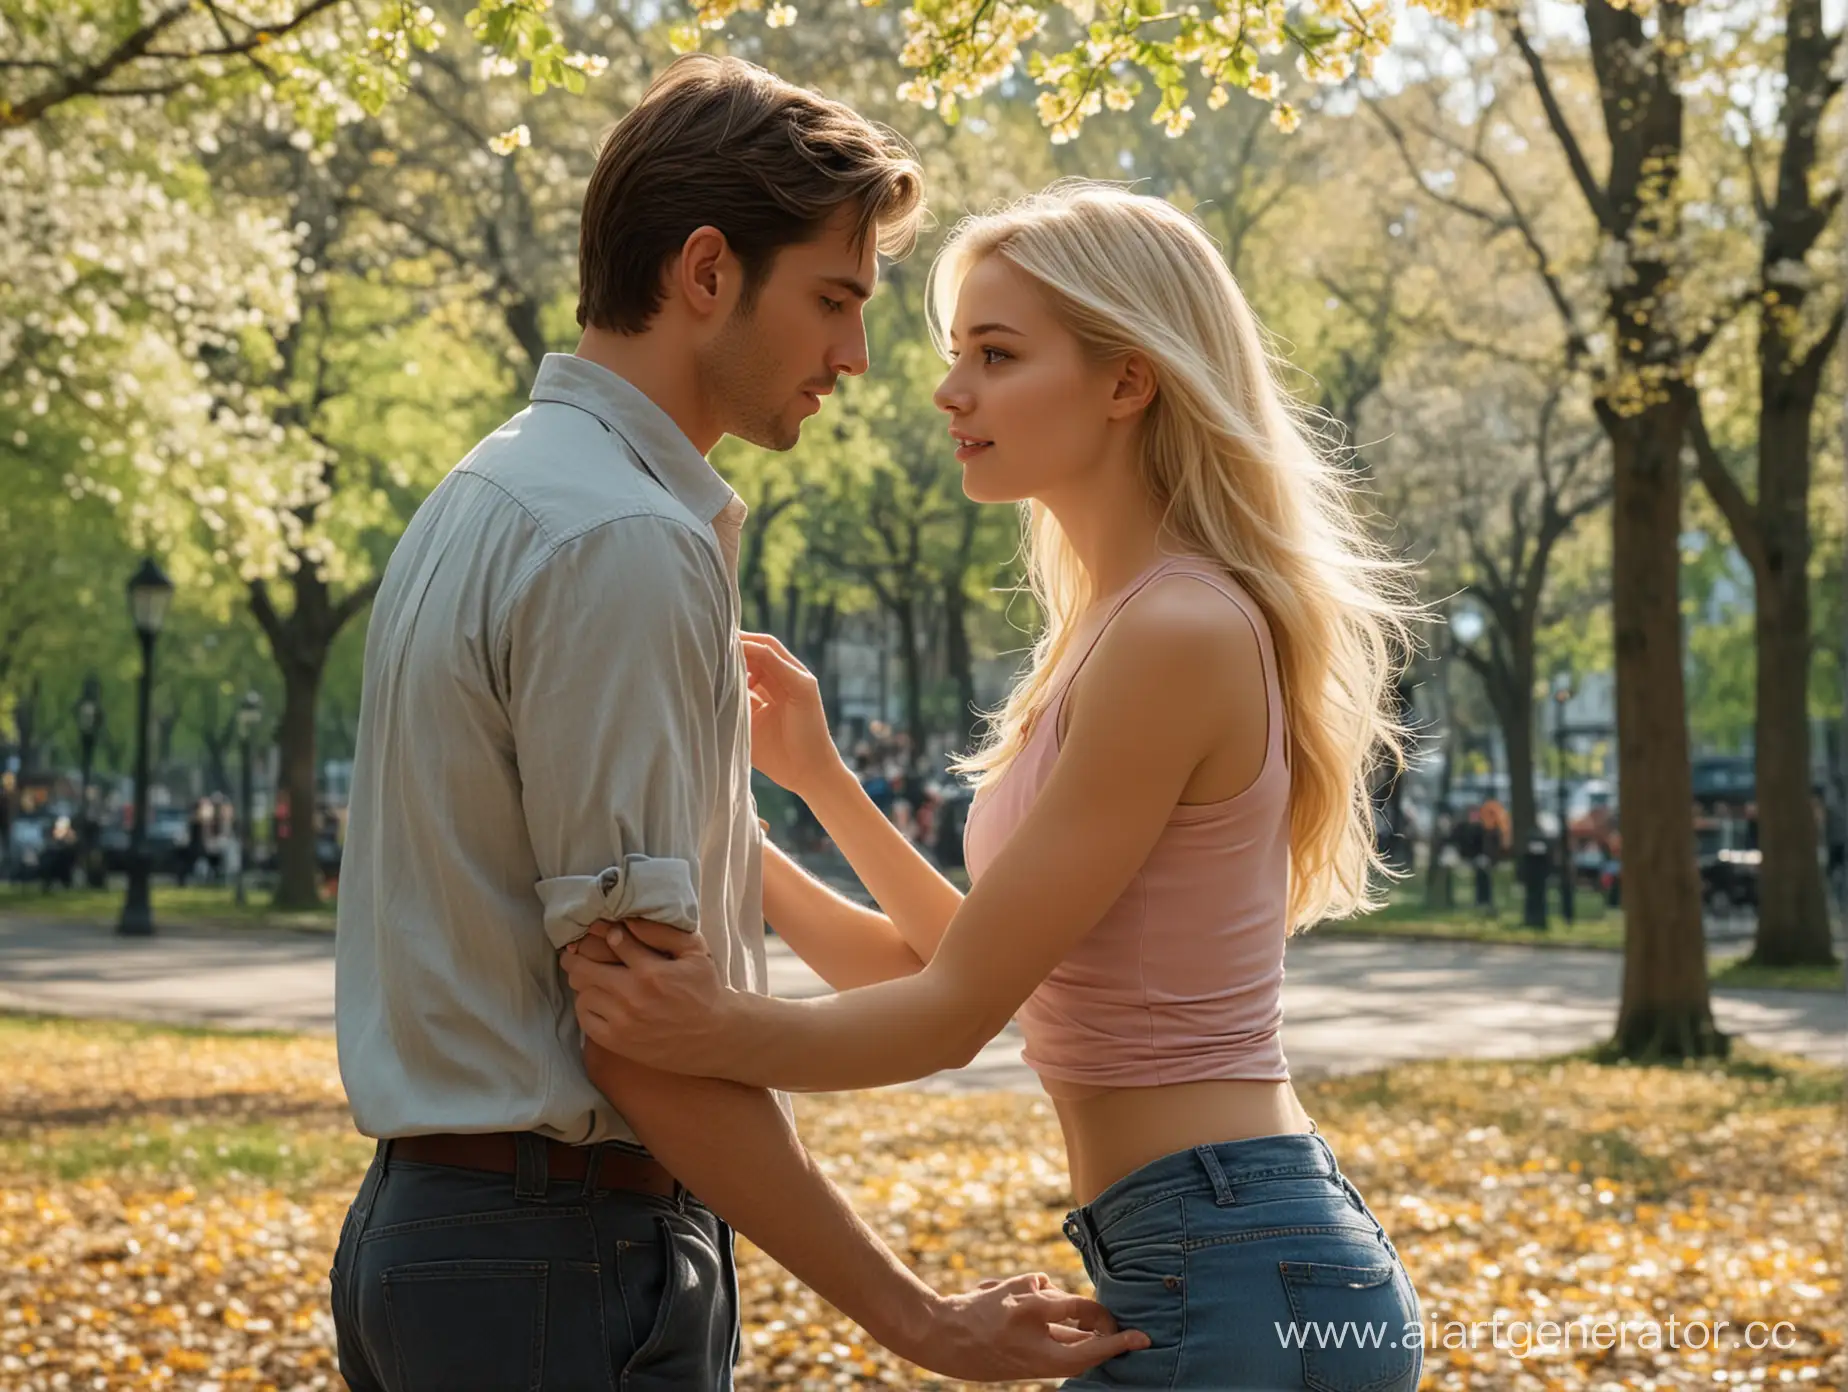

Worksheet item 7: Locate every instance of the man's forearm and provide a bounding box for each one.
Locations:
[762,840,924,989]
[584,1042,937,1358]
[804,766,965,963]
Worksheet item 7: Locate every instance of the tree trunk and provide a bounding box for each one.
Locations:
[893,597,926,763]
[1748,387,1835,965]
[773,578,795,650]
[1424,672,1460,908]
[13,678,40,775]
[249,565,379,912]
[275,660,324,910]
[504,296,548,389]
[203,736,231,797]
[940,504,983,755]
[1606,399,1727,1059]
[1496,682,1537,859]
[943,573,977,754]
[805,598,838,728]
[200,690,233,794]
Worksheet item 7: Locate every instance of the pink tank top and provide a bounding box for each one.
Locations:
[962,554,1291,1089]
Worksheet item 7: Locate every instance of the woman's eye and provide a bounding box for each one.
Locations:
[982,346,1010,365]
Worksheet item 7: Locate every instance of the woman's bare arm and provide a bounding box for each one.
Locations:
[761,837,924,989]
[800,766,966,964]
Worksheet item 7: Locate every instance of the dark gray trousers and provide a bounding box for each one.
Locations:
[331,1137,738,1391]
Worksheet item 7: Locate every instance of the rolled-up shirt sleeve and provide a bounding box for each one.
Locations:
[502,512,731,949]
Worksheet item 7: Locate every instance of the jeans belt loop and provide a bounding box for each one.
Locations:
[1197,1143,1237,1206]
[579,1141,607,1201]
[1062,1205,1101,1253]
[513,1132,550,1203]
[353,1139,392,1231]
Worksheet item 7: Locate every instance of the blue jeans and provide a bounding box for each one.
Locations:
[330,1138,739,1391]
[1061,1132,1422,1390]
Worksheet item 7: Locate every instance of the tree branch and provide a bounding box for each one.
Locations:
[331,576,383,633]
[6,2,192,124]
[1741,128,1775,227]
[1799,300,1847,381]
[248,579,287,652]
[143,0,342,58]
[1369,100,1512,231]
[1371,98,1594,370]
[6,0,342,126]
[1507,16,1616,234]
[1686,392,1766,578]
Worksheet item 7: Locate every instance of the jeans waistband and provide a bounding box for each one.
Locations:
[372,1135,702,1211]
[1076,1130,1344,1235]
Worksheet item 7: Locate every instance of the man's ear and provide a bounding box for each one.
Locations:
[674,225,738,323]
[1107,352,1159,419]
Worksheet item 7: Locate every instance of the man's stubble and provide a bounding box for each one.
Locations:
[697,299,800,452]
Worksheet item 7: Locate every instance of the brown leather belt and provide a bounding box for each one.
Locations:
[392,1132,678,1197]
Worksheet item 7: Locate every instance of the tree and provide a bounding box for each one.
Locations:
[1681,0,1842,969]
[1389,371,1611,850]
[340,0,665,391]
[1506,2,1745,1057]
[0,94,300,807]
[858,0,1488,139]
[6,0,1495,142]
[1321,80,1616,852]
[1373,5,1733,1059]
[104,99,518,908]
[1,0,602,130]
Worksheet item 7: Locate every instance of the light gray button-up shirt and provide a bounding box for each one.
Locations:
[334,353,768,1146]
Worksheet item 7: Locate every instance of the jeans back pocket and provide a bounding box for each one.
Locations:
[382,1258,548,1392]
[1277,1260,1419,1392]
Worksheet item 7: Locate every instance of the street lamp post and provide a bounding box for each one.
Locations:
[1553,675,1576,925]
[234,690,263,907]
[118,559,174,937]
[74,674,103,888]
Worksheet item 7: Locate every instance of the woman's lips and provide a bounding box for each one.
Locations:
[951,431,993,463]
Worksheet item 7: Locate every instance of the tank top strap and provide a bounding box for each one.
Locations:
[1046,556,1288,773]
[1157,564,1287,768]
[1042,555,1199,744]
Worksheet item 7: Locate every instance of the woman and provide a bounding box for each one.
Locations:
[565,181,1424,1390]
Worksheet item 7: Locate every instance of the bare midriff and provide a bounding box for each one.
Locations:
[1048,1076,1316,1206]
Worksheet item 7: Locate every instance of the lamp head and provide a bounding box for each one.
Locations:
[126,558,175,638]
[235,689,263,738]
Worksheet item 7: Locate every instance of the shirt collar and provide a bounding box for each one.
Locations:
[529,353,738,527]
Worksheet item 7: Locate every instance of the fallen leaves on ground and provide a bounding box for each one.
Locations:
[0,1015,1839,1390]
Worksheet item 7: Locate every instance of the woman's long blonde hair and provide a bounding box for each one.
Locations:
[931,181,1421,930]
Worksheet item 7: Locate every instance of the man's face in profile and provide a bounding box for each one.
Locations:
[699,208,879,451]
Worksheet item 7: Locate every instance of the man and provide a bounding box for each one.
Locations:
[330,53,1141,1389]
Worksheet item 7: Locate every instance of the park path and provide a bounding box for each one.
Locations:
[0,916,1838,1092]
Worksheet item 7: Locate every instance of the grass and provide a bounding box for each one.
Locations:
[1329,903,1626,950]
[1710,956,1846,992]
[2,1118,367,1186]
[0,879,334,931]
[1320,871,1848,991]
[1321,865,1626,948]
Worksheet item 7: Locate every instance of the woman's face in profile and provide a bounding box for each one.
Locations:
[933,255,1124,506]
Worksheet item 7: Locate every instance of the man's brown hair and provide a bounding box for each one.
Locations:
[578,54,925,333]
